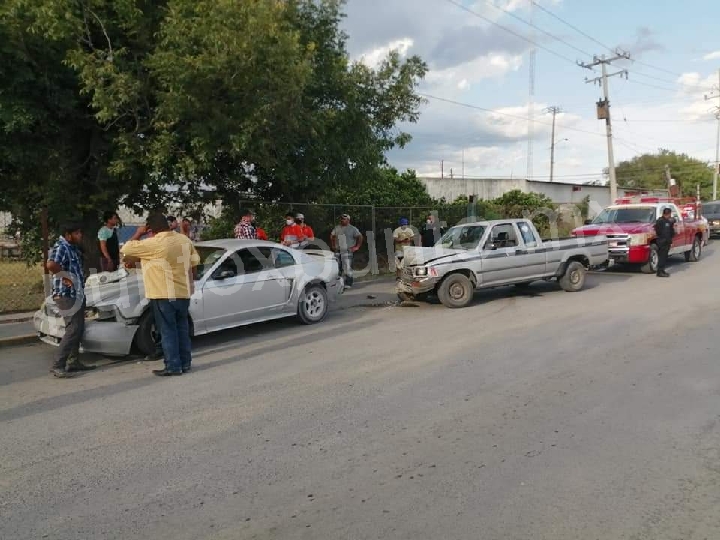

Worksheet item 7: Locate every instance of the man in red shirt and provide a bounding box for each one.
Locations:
[280,213,304,248]
[295,213,315,249]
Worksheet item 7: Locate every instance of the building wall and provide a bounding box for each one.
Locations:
[418,177,668,218]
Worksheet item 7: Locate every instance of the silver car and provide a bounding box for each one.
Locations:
[34,240,344,356]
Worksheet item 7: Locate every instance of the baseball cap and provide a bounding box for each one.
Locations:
[296,213,305,220]
[399,217,409,225]
[340,213,350,220]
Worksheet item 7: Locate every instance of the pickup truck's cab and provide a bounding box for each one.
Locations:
[398,218,608,308]
[571,197,704,274]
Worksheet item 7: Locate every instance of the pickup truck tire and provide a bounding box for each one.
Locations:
[559,261,586,292]
[641,244,659,274]
[684,236,702,262]
[437,274,474,308]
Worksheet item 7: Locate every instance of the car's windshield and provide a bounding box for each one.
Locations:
[702,203,720,215]
[592,207,656,224]
[195,247,227,279]
[437,225,486,250]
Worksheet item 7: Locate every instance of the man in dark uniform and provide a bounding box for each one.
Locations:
[654,207,675,278]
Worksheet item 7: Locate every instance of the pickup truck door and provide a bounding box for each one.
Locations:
[513,221,548,279]
[669,205,687,253]
[480,223,529,285]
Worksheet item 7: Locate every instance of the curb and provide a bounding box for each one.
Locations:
[0,316,34,325]
[0,334,38,348]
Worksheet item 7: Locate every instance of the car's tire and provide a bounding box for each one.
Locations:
[134,310,161,357]
[640,244,659,274]
[559,261,586,292]
[298,284,328,324]
[437,273,474,308]
[684,235,702,262]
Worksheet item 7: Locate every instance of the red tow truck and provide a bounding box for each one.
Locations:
[571,196,704,274]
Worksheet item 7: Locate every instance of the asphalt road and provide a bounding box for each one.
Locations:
[1,247,720,540]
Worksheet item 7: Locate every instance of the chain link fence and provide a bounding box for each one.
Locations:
[0,212,45,314]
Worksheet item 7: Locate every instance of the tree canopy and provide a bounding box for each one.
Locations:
[0,0,427,257]
[616,149,715,199]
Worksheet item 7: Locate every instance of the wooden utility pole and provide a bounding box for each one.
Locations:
[545,106,562,182]
[579,51,630,202]
[705,68,720,200]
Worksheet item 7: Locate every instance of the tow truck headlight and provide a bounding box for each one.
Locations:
[628,233,648,246]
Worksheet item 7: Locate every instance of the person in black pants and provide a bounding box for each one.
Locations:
[654,207,676,277]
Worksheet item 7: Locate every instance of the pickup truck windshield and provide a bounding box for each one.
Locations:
[438,225,486,250]
[592,207,655,224]
[702,203,720,214]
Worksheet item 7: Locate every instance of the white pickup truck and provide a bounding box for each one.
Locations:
[397,218,609,308]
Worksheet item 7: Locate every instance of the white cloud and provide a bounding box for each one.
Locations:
[358,38,414,68]
[703,51,720,61]
[425,53,524,93]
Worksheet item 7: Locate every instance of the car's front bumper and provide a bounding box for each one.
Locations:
[33,310,138,356]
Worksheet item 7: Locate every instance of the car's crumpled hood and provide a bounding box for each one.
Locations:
[84,271,147,317]
[402,246,469,267]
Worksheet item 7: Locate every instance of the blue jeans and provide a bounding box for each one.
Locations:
[151,299,192,373]
[335,252,354,286]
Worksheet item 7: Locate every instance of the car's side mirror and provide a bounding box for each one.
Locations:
[485,242,497,251]
[584,219,593,225]
[214,269,236,281]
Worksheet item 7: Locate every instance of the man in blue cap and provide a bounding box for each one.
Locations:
[393,217,416,279]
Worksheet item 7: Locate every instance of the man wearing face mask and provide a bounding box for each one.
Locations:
[280,213,304,248]
[421,214,441,247]
[295,213,315,249]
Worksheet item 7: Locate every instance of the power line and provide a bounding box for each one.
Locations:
[440,0,581,68]
[531,1,613,52]
[531,1,707,89]
[479,0,593,58]
[417,93,607,137]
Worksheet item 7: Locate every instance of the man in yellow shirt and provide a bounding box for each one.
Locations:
[121,213,200,376]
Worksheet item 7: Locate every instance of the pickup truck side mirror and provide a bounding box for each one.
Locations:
[485,242,497,251]
[213,269,236,281]
[583,219,593,225]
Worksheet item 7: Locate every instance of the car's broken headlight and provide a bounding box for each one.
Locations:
[85,306,117,321]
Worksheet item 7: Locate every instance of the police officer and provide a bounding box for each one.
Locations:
[654,207,675,278]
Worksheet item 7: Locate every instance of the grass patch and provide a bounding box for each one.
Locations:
[0,261,45,314]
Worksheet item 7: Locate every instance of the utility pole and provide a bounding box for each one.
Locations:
[579,51,630,202]
[705,68,720,200]
[545,106,562,182]
[526,0,536,180]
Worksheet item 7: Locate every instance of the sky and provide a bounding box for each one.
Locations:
[341,0,720,184]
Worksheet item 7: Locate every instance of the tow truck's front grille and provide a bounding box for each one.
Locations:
[606,233,629,254]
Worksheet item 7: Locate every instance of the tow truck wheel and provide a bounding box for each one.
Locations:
[684,236,702,262]
[437,273,474,308]
[641,244,659,274]
[559,261,586,292]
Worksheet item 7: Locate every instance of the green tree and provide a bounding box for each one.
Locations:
[0,0,427,263]
[322,167,434,207]
[616,149,714,199]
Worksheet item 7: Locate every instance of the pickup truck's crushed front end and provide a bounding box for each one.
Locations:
[397,265,440,297]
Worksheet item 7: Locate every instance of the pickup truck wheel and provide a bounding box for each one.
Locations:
[684,236,702,262]
[641,244,659,274]
[437,274,474,308]
[298,284,328,324]
[559,261,586,292]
